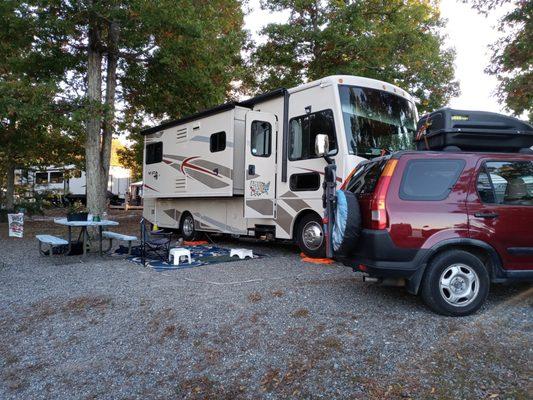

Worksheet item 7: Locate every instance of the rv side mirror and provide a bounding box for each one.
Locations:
[315,134,330,157]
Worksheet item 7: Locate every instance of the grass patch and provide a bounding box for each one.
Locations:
[291,308,309,318]
[248,292,262,303]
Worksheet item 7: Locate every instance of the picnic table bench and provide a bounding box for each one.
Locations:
[36,235,69,256]
[102,231,137,255]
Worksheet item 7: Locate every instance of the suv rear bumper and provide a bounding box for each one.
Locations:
[338,229,427,290]
[338,229,533,293]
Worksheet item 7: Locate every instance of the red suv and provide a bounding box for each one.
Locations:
[340,150,533,316]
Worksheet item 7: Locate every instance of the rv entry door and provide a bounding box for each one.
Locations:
[244,111,277,218]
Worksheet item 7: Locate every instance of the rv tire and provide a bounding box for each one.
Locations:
[296,213,326,258]
[180,212,199,242]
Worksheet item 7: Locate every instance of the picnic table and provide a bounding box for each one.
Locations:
[54,218,119,256]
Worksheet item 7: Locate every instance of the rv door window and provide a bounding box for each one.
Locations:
[210,131,226,153]
[146,142,163,164]
[49,172,64,184]
[289,109,337,161]
[35,172,48,184]
[250,121,272,157]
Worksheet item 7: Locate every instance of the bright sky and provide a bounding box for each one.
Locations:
[244,0,511,114]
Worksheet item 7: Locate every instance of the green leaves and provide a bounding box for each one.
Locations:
[122,0,246,120]
[252,0,459,113]
[484,0,532,119]
[0,0,247,210]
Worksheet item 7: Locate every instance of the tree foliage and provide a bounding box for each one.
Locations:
[0,0,81,211]
[4,0,246,214]
[251,0,459,113]
[116,133,144,182]
[467,0,532,119]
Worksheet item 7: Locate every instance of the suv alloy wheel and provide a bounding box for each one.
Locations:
[421,250,490,316]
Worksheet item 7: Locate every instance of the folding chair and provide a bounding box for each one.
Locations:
[140,218,172,265]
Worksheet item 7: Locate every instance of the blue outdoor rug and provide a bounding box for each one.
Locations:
[120,245,265,272]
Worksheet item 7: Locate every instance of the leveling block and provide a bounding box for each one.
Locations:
[299,253,334,265]
[119,244,266,271]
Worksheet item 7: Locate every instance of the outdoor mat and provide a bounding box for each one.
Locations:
[116,244,266,271]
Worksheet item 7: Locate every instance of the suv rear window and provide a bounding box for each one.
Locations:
[399,159,465,201]
[346,159,387,195]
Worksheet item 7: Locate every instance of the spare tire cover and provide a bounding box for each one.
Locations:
[332,190,361,255]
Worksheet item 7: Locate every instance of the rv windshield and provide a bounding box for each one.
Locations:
[339,85,417,157]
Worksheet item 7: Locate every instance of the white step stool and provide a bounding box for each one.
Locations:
[169,248,192,265]
[230,248,253,260]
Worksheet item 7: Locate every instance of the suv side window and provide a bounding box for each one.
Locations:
[477,161,533,206]
[399,159,465,201]
[346,160,386,195]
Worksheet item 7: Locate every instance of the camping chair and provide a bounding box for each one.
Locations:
[140,218,172,265]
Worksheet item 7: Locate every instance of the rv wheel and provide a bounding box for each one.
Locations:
[180,212,198,241]
[296,213,326,258]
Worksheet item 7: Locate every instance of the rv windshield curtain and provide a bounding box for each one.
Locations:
[339,85,417,157]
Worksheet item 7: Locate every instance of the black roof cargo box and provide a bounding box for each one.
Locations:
[415,108,533,152]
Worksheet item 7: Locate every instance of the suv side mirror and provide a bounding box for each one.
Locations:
[315,134,330,157]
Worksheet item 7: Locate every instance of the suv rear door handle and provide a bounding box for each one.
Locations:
[474,212,499,219]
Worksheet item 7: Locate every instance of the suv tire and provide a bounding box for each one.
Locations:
[296,213,326,258]
[421,250,489,316]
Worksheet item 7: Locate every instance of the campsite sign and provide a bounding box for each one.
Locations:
[8,213,24,238]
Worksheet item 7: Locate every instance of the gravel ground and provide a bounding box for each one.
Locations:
[0,214,532,399]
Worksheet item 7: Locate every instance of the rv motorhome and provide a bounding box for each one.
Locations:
[141,75,418,256]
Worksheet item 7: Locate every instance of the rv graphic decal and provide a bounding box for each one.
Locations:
[192,212,246,235]
[249,180,270,196]
[161,154,232,189]
[245,199,274,215]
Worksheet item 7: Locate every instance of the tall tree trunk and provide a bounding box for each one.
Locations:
[100,20,119,211]
[85,12,104,216]
[5,163,16,212]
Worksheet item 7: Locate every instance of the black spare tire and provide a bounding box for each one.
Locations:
[332,190,361,256]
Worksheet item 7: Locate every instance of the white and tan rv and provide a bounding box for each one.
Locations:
[141,75,418,256]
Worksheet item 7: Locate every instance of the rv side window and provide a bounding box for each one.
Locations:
[289,109,337,161]
[35,172,48,184]
[290,172,320,191]
[250,121,272,157]
[210,131,226,153]
[49,172,64,184]
[146,142,163,164]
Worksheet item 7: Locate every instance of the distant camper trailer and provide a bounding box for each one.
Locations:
[15,165,131,203]
[141,75,418,256]
[125,181,143,210]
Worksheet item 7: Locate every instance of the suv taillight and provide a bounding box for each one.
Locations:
[370,159,398,230]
